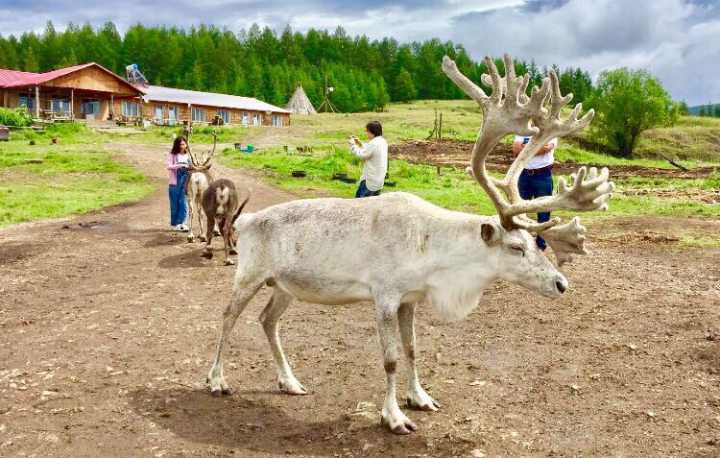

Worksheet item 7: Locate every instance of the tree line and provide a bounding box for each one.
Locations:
[0,22,594,113]
[697,104,720,117]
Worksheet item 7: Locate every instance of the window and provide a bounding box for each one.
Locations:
[51,98,71,114]
[82,99,100,115]
[121,100,141,117]
[241,112,249,126]
[218,110,230,124]
[154,105,164,122]
[252,113,261,126]
[18,94,34,110]
[271,115,283,127]
[192,107,206,122]
[168,106,178,125]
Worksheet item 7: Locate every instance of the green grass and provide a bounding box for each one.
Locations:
[222,146,720,219]
[0,141,153,227]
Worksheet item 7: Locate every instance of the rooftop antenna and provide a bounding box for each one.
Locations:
[317,75,338,113]
[126,64,149,86]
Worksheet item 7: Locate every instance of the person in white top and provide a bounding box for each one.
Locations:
[512,135,558,251]
[349,121,388,198]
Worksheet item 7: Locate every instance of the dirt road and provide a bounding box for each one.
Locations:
[1,143,720,457]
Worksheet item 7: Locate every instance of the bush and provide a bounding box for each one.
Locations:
[586,68,675,157]
[0,107,33,127]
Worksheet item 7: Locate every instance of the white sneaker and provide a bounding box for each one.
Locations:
[179,224,190,232]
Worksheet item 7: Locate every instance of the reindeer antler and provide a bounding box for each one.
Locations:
[201,132,218,168]
[442,54,615,265]
[187,132,218,171]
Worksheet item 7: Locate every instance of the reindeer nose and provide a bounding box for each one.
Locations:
[555,277,568,294]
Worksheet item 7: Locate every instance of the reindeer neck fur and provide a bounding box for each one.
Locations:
[419,211,501,322]
[368,194,502,322]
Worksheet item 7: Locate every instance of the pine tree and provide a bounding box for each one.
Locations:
[1,22,601,113]
[394,68,417,102]
[24,48,40,72]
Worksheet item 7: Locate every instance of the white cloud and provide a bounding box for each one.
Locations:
[449,0,720,104]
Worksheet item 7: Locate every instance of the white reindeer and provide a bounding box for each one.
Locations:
[186,135,217,243]
[207,54,615,435]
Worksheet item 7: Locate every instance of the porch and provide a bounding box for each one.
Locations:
[14,86,137,122]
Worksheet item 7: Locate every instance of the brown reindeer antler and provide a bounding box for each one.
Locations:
[442,54,614,264]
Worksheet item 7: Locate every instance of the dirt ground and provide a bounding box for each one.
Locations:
[1,143,720,457]
[390,140,720,179]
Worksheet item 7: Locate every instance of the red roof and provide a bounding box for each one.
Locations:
[0,63,144,94]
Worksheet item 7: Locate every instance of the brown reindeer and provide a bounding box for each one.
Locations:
[200,178,250,265]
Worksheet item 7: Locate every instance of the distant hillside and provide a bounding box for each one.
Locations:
[689,103,720,116]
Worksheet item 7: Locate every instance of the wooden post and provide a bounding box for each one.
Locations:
[35,86,40,119]
[439,112,443,140]
[70,88,74,120]
[110,94,114,119]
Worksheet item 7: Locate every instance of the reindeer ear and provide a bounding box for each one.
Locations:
[481,222,501,245]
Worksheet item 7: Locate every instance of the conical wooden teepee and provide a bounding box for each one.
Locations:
[286,85,317,115]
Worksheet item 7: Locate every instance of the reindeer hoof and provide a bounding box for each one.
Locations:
[406,398,441,411]
[201,250,213,259]
[224,259,235,266]
[279,379,307,395]
[229,248,238,255]
[213,229,221,236]
[199,236,207,242]
[187,235,195,243]
[380,414,417,435]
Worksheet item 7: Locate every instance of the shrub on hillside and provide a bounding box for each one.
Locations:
[0,108,33,127]
[586,68,676,157]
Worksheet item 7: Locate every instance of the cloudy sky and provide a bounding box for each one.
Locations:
[1,0,718,105]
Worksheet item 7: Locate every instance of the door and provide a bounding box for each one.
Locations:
[168,106,178,125]
[82,99,100,120]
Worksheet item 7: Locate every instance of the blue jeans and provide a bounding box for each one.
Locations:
[518,168,553,250]
[355,180,381,198]
[169,168,189,226]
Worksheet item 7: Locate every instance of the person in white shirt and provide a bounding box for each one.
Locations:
[512,135,558,251]
[349,121,388,198]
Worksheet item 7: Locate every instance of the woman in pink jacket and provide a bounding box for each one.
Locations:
[167,136,191,231]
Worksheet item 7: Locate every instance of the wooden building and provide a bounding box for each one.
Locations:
[0,63,143,122]
[0,62,291,127]
[141,85,291,127]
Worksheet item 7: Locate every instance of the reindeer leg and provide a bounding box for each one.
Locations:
[198,205,207,242]
[398,303,440,411]
[376,295,417,435]
[202,215,215,259]
[259,289,306,395]
[222,218,235,266]
[207,281,263,396]
[187,193,195,242]
[229,222,238,256]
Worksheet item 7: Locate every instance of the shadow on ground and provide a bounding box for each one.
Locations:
[157,249,214,269]
[127,387,472,457]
